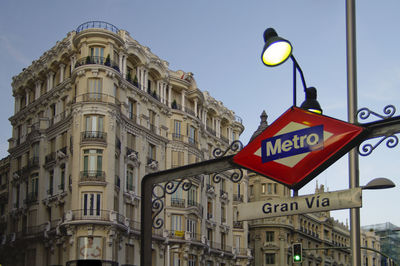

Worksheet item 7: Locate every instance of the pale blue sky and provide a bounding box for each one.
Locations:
[0,0,399,226]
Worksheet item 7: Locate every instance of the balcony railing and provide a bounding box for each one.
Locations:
[233,221,243,229]
[76,21,119,34]
[172,133,182,141]
[45,152,56,164]
[79,171,106,182]
[74,56,120,72]
[28,157,39,169]
[206,126,216,136]
[76,93,120,105]
[171,198,185,208]
[81,131,107,142]
[24,192,38,205]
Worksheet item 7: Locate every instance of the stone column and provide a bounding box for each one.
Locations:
[194,99,198,117]
[181,91,185,111]
[35,81,42,100]
[59,64,65,83]
[123,55,127,79]
[168,85,172,107]
[47,72,54,92]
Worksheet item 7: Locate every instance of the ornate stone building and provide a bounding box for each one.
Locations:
[0,21,250,266]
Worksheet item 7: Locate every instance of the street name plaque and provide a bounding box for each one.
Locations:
[237,188,362,220]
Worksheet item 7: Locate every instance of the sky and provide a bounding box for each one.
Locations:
[0,0,399,227]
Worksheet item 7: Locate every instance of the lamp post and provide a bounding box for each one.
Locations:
[261,28,323,114]
[346,0,361,264]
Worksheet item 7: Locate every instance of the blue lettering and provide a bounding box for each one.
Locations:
[261,125,324,163]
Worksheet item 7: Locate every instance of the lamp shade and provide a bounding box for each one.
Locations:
[261,28,292,67]
[300,87,323,114]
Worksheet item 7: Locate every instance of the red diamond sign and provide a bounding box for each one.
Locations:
[233,107,367,190]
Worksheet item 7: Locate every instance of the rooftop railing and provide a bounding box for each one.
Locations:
[76,21,119,34]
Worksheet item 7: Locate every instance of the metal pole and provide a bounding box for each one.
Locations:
[346,0,361,265]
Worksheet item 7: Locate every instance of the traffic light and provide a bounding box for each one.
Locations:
[292,243,302,263]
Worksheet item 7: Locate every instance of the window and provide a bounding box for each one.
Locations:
[128,99,137,120]
[59,165,65,191]
[262,183,266,194]
[83,149,103,177]
[172,253,180,266]
[31,173,39,197]
[221,232,226,250]
[148,143,156,161]
[266,231,274,242]
[149,110,156,132]
[173,120,181,139]
[249,185,254,196]
[207,201,213,219]
[90,46,104,63]
[88,78,102,100]
[188,126,196,144]
[221,204,226,223]
[85,115,104,138]
[171,214,182,232]
[125,244,134,264]
[186,219,197,239]
[126,165,135,191]
[187,185,197,206]
[48,171,54,196]
[82,192,101,216]
[188,254,197,266]
[265,253,275,264]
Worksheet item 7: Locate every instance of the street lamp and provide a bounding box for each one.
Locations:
[361,178,395,190]
[261,28,323,114]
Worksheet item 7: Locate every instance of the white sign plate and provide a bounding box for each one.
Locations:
[237,188,362,221]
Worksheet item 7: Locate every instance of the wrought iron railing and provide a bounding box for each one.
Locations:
[81,131,107,142]
[171,198,185,208]
[76,21,119,34]
[76,93,120,105]
[74,56,120,72]
[79,171,106,182]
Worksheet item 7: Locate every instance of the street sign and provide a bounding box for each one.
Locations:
[233,107,366,190]
[236,188,362,221]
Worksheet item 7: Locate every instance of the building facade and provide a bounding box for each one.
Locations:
[248,170,382,266]
[362,223,400,265]
[0,21,250,266]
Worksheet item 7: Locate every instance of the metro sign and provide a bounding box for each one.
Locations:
[233,107,367,190]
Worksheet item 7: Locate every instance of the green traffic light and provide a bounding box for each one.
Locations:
[294,255,301,262]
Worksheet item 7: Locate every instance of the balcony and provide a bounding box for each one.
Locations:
[233,221,243,229]
[24,192,38,205]
[45,152,56,165]
[76,21,119,34]
[75,93,120,106]
[79,171,106,183]
[171,198,185,208]
[206,126,216,136]
[27,157,40,169]
[74,56,120,72]
[172,133,182,141]
[207,213,213,220]
[81,131,107,143]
